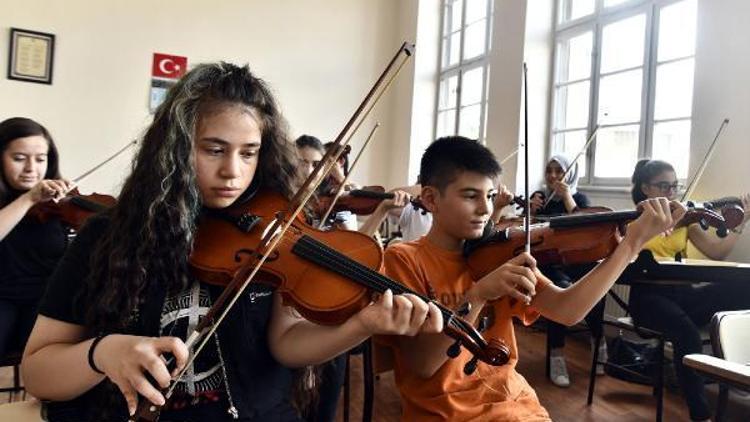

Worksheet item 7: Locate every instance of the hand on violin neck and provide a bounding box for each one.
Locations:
[493,186,515,209]
[28,179,75,203]
[354,289,444,337]
[379,189,411,212]
[629,198,686,246]
[470,252,538,306]
[93,334,189,416]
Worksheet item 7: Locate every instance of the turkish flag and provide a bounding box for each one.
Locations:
[152,53,188,79]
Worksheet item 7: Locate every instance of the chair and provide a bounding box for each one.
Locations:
[684,309,750,422]
[0,351,25,402]
[587,290,668,422]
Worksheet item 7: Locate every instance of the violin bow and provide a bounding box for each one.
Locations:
[499,147,519,166]
[143,43,416,415]
[317,122,381,228]
[72,139,138,184]
[522,63,531,254]
[680,118,730,202]
[541,125,600,209]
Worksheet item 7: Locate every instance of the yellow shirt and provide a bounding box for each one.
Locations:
[376,237,552,422]
[643,226,688,258]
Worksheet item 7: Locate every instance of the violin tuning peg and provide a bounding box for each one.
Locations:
[463,356,479,375]
[446,340,462,358]
[699,218,709,231]
[717,226,728,238]
[477,316,489,333]
[456,302,471,317]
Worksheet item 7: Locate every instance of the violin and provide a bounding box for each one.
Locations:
[463,206,728,281]
[26,188,116,230]
[189,189,510,363]
[315,185,389,215]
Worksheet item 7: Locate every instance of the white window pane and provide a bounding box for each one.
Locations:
[461,67,484,106]
[557,31,592,83]
[459,104,481,139]
[604,0,632,7]
[450,0,463,33]
[463,19,487,60]
[553,130,588,177]
[465,0,487,24]
[652,120,691,179]
[559,0,595,24]
[439,75,459,110]
[654,59,694,120]
[555,81,590,130]
[437,109,456,138]
[658,0,697,62]
[601,14,646,73]
[598,69,642,124]
[594,125,640,178]
[449,32,461,66]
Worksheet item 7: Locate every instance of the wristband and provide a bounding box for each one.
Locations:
[88,334,108,375]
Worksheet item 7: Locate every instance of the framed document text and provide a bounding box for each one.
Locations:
[8,28,55,84]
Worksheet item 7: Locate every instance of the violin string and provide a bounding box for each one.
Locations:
[293,235,486,346]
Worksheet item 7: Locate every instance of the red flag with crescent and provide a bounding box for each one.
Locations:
[152,53,187,79]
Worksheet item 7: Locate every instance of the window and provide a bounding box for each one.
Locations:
[436,0,494,141]
[551,0,697,183]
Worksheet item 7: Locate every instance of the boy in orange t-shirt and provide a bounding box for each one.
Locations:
[377,136,684,421]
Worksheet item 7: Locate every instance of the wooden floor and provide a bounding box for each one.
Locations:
[337,324,692,422]
[2,325,748,421]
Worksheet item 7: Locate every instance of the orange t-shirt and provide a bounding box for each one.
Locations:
[377,237,552,422]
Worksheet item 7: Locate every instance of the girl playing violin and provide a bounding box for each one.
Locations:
[295,134,410,237]
[628,158,750,422]
[529,155,605,388]
[22,62,442,422]
[0,117,74,358]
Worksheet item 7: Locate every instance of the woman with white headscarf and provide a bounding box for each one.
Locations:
[530,154,589,216]
[531,155,605,389]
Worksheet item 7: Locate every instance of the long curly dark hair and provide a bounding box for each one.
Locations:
[83,62,299,332]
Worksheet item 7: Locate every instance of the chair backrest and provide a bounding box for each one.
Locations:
[710,310,750,364]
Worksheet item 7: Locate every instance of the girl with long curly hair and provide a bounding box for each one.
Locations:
[21,62,442,422]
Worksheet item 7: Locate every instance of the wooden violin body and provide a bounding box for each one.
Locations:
[191,190,382,325]
[26,188,116,229]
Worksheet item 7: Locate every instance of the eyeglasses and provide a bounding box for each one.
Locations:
[648,181,684,192]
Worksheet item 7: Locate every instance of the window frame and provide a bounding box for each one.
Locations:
[550,0,695,187]
[434,0,494,142]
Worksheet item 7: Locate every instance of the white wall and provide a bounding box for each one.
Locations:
[689,0,750,261]
[0,0,407,194]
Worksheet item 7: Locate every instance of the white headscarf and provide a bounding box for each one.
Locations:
[545,154,579,201]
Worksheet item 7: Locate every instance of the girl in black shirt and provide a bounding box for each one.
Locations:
[0,117,72,357]
[22,62,443,422]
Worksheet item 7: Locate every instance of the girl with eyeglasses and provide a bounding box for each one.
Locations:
[629,158,750,422]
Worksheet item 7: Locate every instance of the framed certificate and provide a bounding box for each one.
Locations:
[7,28,55,84]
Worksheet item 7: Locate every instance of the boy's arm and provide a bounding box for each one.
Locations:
[532,198,684,326]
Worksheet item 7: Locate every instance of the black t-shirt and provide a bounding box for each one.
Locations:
[39,214,301,422]
[0,215,67,304]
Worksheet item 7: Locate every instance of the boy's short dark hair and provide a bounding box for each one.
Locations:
[419,136,501,191]
[295,134,324,152]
